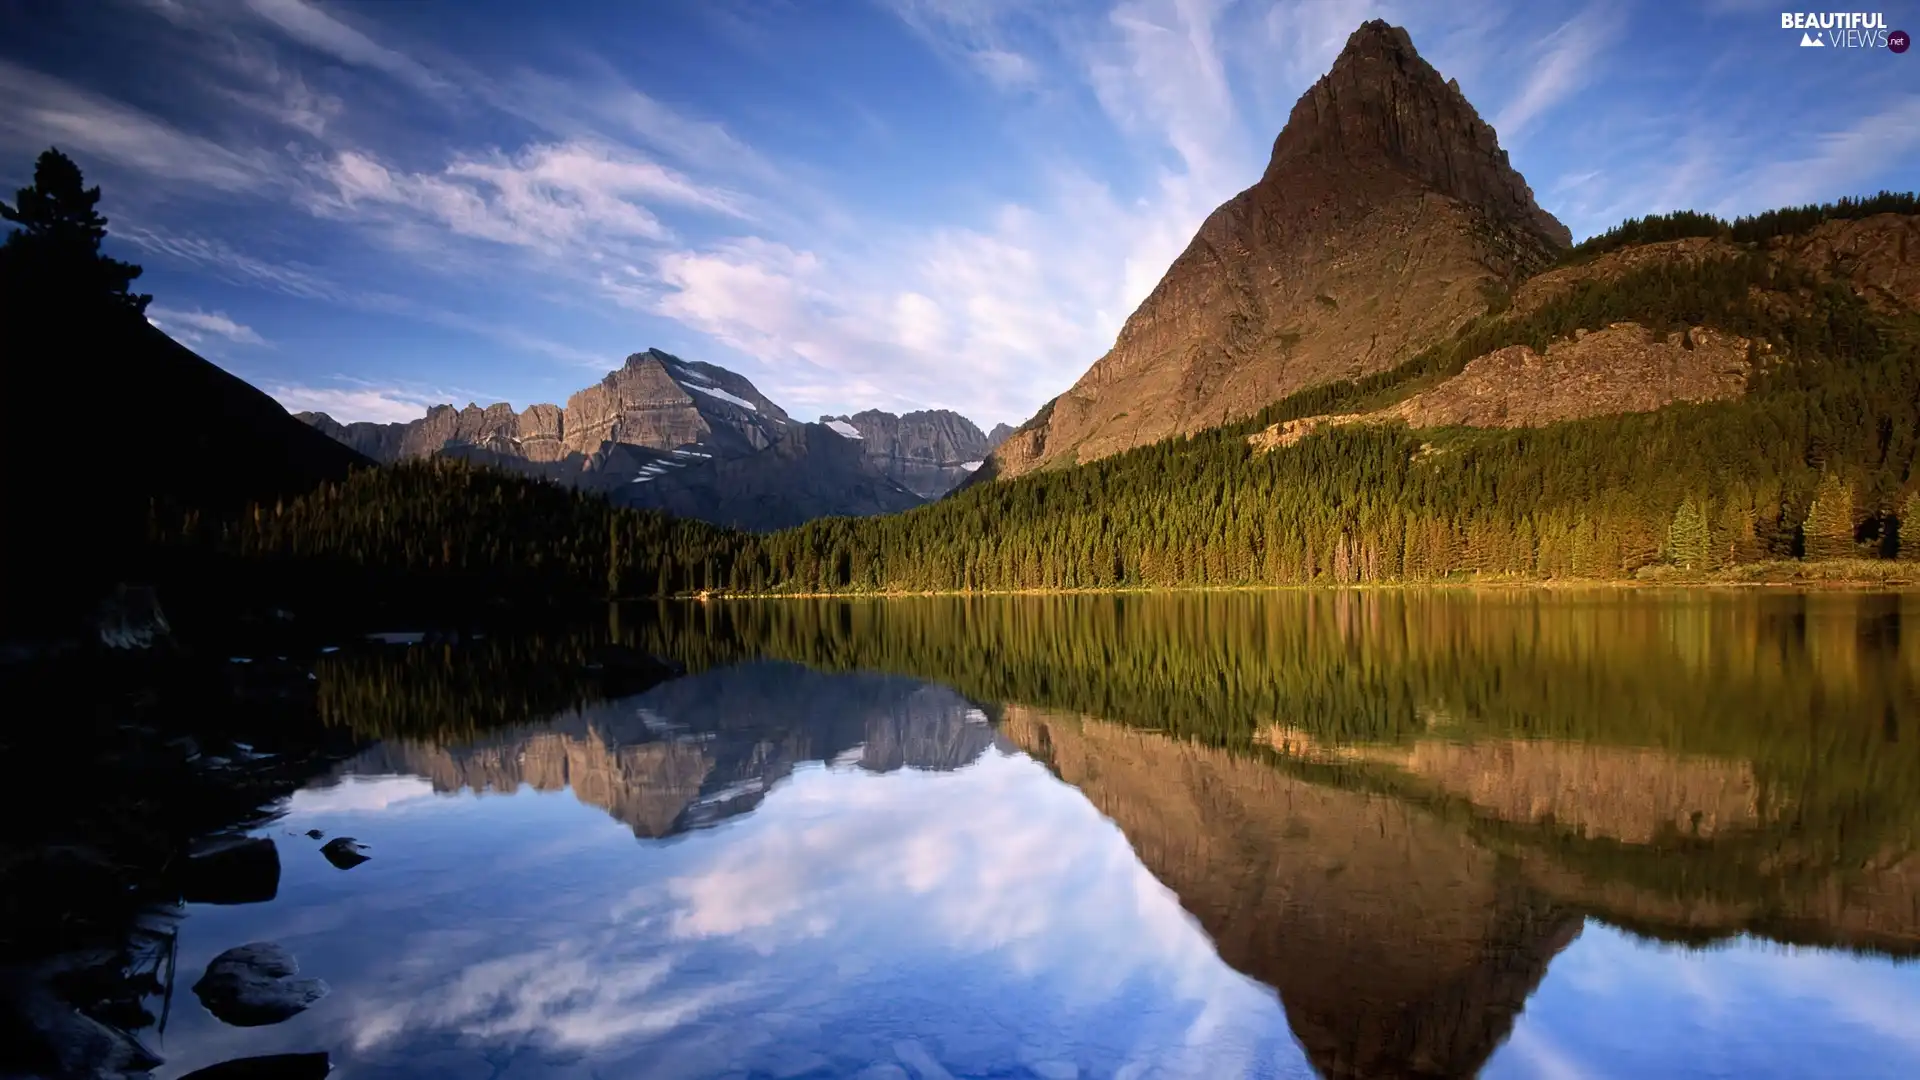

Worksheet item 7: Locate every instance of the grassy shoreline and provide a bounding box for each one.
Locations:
[663,559,1920,601]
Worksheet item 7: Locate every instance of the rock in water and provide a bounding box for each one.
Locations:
[990,19,1571,477]
[192,943,328,1027]
[91,584,172,650]
[178,1052,331,1079]
[3,961,164,1079]
[318,837,370,869]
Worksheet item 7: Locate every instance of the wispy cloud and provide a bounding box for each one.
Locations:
[306,140,748,258]
[881,0,1050,91]
[147,304,268,346]
[1730,95,1920,211]
[1493,3,1625,147]
[263,381,445,423]
[238,0,449,96]
[0,60,275,192]
[118,225,349,301]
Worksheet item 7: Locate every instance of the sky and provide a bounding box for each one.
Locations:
[2,0,1916,430]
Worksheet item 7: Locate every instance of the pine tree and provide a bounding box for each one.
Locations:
[1803,475,1857,560]
[1900,492,1920,561]
[1667,498,1711,569]
[0,147,151,315]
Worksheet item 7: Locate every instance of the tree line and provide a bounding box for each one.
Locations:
[1562,190,1919,263]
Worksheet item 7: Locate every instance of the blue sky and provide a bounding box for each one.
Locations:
[3,0,1916,429]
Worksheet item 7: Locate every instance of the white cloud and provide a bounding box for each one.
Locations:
[307,140,747,258]
[972,46,1040,89]
[147,304,268,346]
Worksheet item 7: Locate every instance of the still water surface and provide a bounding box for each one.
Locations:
[152,592,1920,1078]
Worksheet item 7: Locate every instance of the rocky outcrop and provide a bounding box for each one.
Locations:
[1773,213,1920,314]
[1250,322,1753,449]
[985,423,1016,450]
[991,20,1569,477]
[819,409,994,498]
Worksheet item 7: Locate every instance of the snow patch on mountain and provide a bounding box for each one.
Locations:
[686,383,757,411]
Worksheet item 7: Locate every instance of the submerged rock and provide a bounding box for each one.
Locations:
[90,585,173,651]
[178,1052,331,1079]
[179,837,280,906]
[191,943,328,1027]
[318,837,369,870]
[2,961,163,1079]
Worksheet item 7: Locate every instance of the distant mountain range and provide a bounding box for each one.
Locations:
[298,348,1010,530]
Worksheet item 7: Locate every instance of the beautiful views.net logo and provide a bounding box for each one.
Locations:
[1781,11,1907,49]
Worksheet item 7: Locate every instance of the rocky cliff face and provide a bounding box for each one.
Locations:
[819,409,993,498]
[1249,322,1755,449]
[991,20,1569,477]
[618,421,925,532]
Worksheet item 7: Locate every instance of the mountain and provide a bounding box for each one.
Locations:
[817,409,994,498]
[299,349,923,530]
[298,348,788,465]
[992,20,1569,477]
[986,423,1016,449]
[615,421,925,532]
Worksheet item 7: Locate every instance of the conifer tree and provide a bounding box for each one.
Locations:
[1803,475,1857,561]
[1667,498,1711,569]
[1900,492,1920,562]
[0,147,150,315]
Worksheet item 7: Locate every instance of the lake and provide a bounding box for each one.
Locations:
[66,591,1920,1078]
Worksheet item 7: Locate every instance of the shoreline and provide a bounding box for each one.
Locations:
[658,562,1920,602]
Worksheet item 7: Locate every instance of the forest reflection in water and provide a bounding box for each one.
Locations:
[144,589,1920,1078]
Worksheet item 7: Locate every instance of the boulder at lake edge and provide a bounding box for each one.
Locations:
[192,943,329,1027]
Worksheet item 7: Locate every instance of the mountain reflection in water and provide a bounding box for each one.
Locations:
[145,592,1920,1079]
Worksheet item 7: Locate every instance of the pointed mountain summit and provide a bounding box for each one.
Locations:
[992,20,1571,477]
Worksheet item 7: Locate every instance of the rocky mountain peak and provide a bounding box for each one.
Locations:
[989,20,1572,478]
[1264,19,1569,248]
